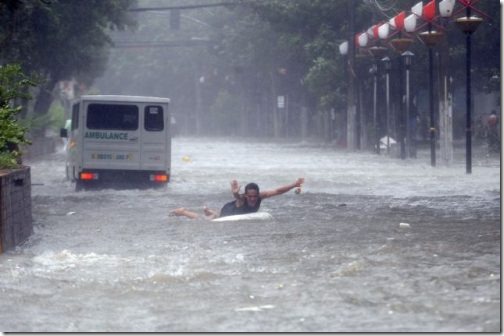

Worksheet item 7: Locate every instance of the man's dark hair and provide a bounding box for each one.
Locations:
[245,182,259,193]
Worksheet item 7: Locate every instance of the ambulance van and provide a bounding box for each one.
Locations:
[60,95,171,190]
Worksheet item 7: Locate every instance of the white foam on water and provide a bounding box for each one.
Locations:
[7,137,499,332]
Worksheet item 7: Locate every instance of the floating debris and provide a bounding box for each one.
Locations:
[235,305,275,312]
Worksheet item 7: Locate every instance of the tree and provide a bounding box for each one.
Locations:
[247,0,501,141]
[0,0,136,122]
[94,0,500,141]
[0,64,37,168]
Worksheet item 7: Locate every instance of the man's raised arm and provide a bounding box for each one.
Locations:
[230,179,244,206]
[260,178,304,199]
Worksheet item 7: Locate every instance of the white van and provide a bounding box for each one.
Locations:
[60,95,171,190]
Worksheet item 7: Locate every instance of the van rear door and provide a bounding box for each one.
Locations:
[140,104,169,171]
[82,102,141,170]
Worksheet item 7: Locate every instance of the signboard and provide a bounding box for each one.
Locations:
[277,96,285,109]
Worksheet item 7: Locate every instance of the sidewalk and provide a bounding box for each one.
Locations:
[377,141,500,169]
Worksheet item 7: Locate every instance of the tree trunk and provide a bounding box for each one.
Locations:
[31,77,58,137]
[33,78,57,116]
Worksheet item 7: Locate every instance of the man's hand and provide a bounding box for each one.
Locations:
[260,177,305,199]
[294,178,304,188]
[230,180,241,195]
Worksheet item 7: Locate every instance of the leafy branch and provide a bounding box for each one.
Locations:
[0,64,37,169]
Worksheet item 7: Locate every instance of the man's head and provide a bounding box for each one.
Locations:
[244,183,260,207]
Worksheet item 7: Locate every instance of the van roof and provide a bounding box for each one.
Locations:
[80,95,170,104]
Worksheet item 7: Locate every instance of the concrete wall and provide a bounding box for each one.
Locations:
[0,167,32,253]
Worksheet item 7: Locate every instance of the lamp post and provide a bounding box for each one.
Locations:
[455,7,483,174]
[381,56,392,155]
[339,41,349,85]
[390,9,420,160]
[402,51,414,159]
[369,64,379,154]
[356,32,370,150]
[419,26,443,167]
[339,42,349,98]
[339,41,349,148]
[369,46,387,154]
[389,42,412,160]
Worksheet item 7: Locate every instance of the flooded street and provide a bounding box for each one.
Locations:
[0,137,500,332]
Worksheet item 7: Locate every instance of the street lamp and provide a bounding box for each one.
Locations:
[390,19,414,54]
[387,11,414,160]
[381,56,392,155]
[419,25,443,167]
[402,51,415,158]
[439,0,488,173]
[455,7,483,174]
[339,40,349,147]
[419,29,443,167]
[377,22,392,155]
[368,46,388,60]
[339,41,349,98]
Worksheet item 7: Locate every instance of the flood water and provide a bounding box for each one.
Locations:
[1,137,500,332]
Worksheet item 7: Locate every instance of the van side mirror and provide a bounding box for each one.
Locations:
[60,128,68,138]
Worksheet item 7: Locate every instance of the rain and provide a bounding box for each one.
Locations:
[0,0,500,333]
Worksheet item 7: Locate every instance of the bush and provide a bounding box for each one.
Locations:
[0,64,36,169]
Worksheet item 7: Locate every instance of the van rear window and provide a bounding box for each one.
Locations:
[145,106,164,131]
[87,104,138,130]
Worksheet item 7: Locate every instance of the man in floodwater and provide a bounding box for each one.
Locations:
[171,178,304,220]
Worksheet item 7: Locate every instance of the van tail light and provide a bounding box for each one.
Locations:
[80,172,99,181]
[150,174,169,183]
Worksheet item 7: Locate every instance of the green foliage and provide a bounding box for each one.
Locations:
[93,0,500,139]
[0,64,36,168]
[48,100,66,132]
[0,64,35,104]
[249,0,501,133]
[0,104,27,155]
[0,152,19,169]
[0,0,136,118]
[0,0,136,79]
[249,1,352,111]
[304,57,341,110]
